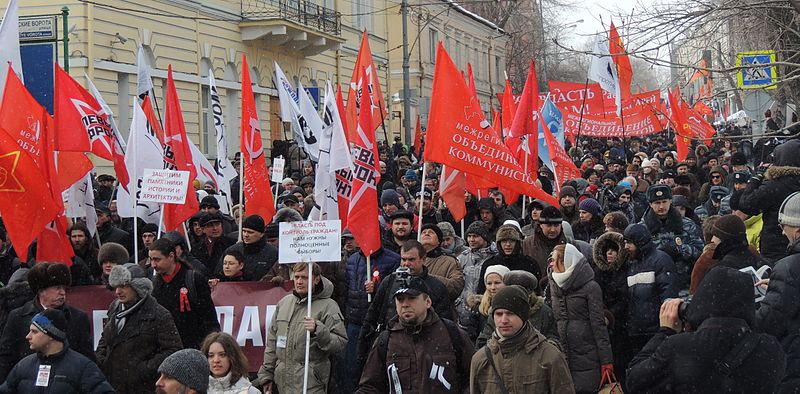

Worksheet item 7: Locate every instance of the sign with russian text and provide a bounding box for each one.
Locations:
[139,169,190,204]
[278,220,341,263]
[271,156,285,182]
[561,106,663,138]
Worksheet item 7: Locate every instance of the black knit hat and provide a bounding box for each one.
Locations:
[559,185,577,199]
[158,349,209,393]
[264,223,279,238]
[539,206,563,224]
[32,309,68,342]
[242,215,265,233]
[731,151,747,166]
[466,221,490,243]
[420,223,443,243]
[712,214,747,241]
[141,223,158,236]
[490,285,530,320]
[199,195,220,209]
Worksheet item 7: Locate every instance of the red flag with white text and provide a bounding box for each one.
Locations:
[54,64,115,160]
[240,54,276,222]
[345,31,386,142]
[347,67,382,255]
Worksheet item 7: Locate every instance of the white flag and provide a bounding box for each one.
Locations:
[0,0,22,102]
[311,82,353,220]
[188,141,229,214]
[274,62,299,122]
[117,101,164,224]
[208,72,236,199]
[588,33,622,115]
[296,80,322,161]
[137,45,154,97]
[65,173,98,237]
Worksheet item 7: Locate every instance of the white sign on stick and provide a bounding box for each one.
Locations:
[278,220,341,263]
[139,169,191,204]
[271,157,286,183]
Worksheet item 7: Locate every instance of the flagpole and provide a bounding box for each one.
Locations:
[131,97,140,264]
[576,78,590,159]
[416,163,427,241]
[522,149,528,218]
[181,222,192,252]
[238,157,244,242]
[302,260,313,394]
[378,105,391,150]
[620,103,628,164]
[366,255,372,303]
[157,205,164,238]
[460,220,465,239]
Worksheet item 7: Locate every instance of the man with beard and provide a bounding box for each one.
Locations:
[0,263,94,381]
[640,185,703,292]
[381,210,416,254]
[358,276,474,393]
[523,206,567,277]
[96,204,133,254]
[559,186,580,225]
[221,215,277,281]
[68,222,99,278]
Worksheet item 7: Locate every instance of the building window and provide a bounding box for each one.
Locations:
[429,29,438,62]
[454,40,461,68]
[495,55,502,83]
[200,58,213,155]
[117,73,130,138]
[352,0,372,31]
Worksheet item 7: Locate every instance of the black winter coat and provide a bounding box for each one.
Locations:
[152,263,220,349]
[626,319,785,393]
[549,253,613,393]
[756,240,800,389]
[0,346,114,393]
[98,221,133,254]
[592,232,630,338]
[712,236,765,271]
[477,244,541,294]
[0,300,94,381]
[738,165,800,260]
[192,235,236,278]
[96,295,183,394]
[223,238,278,280]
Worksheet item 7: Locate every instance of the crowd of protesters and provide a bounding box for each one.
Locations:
[1,125,800,393]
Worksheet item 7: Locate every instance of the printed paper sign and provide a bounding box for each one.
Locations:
[139,169,190,204]
[278,220,341,263]
[271,157,286,182]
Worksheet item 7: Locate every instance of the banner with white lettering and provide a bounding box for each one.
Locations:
[67,282,293,372]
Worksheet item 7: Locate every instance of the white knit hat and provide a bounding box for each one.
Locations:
[484,265,511,283]
[779,192,800,227]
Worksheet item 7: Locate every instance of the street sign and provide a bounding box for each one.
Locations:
[737,51,777,90]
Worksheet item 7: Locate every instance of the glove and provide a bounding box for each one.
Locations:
[661,242,681,260]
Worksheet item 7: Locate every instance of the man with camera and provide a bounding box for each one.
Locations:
[627,266,784,393]
[356,240,454,365]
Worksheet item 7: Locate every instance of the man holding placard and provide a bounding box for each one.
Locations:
[255,262,346,393]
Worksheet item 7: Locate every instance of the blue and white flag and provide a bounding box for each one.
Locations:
[538,97,565,171]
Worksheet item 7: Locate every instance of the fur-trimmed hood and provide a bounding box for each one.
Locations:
[765,165,800,181]
[593,232,628,271]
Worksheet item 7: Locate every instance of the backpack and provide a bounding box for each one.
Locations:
[376,317,465,375]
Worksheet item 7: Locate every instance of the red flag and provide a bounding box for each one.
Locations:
[686,106,715,147]
[36,214,74,265]
[694,101,713,117]
[334,85,351,227]
[439,165,466,222]
[501,79,516,137]
[668,88,692,162]
[507,60,540,179]
[345,31,386,141]
[240,54,276,222]
[543,116,581,196]
[53,64,115,160]
[413,115,422,157]
[141,95,165,144]
[348,67,382,255]
[162,66,199,232]
[609,21,633,101]
[425,43,558,207]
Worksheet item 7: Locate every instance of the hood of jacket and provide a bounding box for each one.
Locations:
[685,265,755,328]
[772,139,800,167]
[593,232,628,271]
[624,223,655,256]
[295,275,334,302]
[551,243,594,290]
[765,165,800,181]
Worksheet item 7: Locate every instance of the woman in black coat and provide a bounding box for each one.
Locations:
[627,266,785,393]
[549,243,613,393]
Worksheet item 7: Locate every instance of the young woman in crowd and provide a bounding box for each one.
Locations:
[202,332,260,394]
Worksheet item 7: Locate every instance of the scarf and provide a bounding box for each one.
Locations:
[115,296,147,331]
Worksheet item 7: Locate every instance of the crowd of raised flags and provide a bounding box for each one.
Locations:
[0,0,720,277]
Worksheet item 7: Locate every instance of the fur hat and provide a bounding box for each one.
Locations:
[503,270,538,294]
[158,349,209,393]
[559,186,577,199]
[496,224,522,243]
[709,186,730,203]
[98,242,129,266]
[491,285,530,321]
[28,262,71,293]
[273,207,303,223]
[437,222,457,239]
[647,184,673,203]
[108,263,153,299]
[466,221,490,243]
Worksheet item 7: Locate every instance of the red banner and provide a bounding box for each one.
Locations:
[67,282,293,372]
[561,105,663,138]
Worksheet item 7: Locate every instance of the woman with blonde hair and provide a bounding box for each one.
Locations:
[201,332,260,394]
[478,265,511,317]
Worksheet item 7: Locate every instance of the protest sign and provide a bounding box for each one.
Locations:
[139,169,190,204]
[278,220,341,263]
[271,156,286,183]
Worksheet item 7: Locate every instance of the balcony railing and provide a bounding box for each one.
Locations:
[242,0,342,36]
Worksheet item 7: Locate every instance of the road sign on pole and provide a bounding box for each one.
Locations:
[737,50,777,90]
